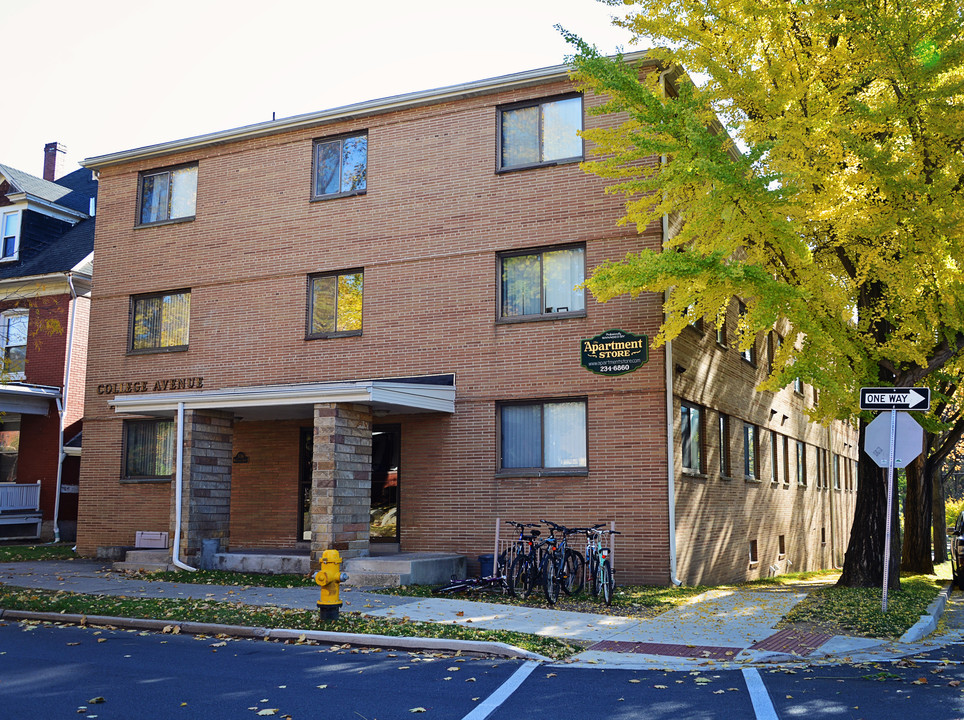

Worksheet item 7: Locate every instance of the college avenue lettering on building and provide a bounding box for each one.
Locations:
[97,377,204,395]
[581,329,648,376]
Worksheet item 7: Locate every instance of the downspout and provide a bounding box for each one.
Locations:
[52,272,80,543]
[660,66,683,587]
[171,401,196,571]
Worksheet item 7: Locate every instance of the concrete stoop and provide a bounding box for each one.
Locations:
[210,552,311,575]
[343,552,466,588]
[112,549,178,573]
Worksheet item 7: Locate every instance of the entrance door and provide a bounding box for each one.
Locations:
[370,424,400,542]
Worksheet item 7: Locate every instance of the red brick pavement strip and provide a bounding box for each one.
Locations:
[749,628,835,656]
[587,640,742,660]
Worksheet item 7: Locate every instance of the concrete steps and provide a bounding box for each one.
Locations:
[210,552,311,575]
[112,549,178,573]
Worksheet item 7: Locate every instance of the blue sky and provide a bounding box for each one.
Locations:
[2,0,641,179]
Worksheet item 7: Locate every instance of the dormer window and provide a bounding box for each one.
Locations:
[1,210,21,261]
[137,164,197,226]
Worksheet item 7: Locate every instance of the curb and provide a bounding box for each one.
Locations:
[899,582,952,644]
[0,607,550,662]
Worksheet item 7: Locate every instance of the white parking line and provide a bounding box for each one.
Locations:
[460,659,540,720]
[742,667,779,720]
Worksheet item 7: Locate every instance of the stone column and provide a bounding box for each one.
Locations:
[173,409,234,561]
[311,403,372,565]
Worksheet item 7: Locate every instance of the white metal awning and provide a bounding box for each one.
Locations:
[0,383,61,415]
[107,379,456,421]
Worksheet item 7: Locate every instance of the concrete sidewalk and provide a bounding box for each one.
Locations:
[0,560,952,669]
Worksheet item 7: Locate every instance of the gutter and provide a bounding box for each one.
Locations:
[171,401,196,571]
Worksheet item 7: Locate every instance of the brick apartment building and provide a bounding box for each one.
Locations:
[76,53,857,585]
[0,145,94,541]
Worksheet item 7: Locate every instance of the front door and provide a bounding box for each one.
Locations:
[298,427,312,541]
[370,424,400,542]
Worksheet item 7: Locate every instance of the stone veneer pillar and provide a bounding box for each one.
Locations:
[173,409,234,561]
[311,403,372,565]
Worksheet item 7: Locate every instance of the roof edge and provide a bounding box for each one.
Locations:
[82,50,655,171]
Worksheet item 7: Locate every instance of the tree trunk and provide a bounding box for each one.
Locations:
[933,458,948,563]
[901,453,933,573]
[838,419,902,588]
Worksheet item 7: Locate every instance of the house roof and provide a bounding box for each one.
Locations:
[82,51,657,171]
[0,219,94,282]
[0,165,96,215]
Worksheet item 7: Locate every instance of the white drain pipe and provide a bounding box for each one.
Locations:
[171,401,195,571]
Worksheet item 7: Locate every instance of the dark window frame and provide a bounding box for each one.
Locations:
[796,440,808,486]
[496,93,584,173]
[128,289,191,355]
[719,413,731,478]
[497,397,589,476]
[738,301,756,365]
[743,422,759,480]
[305,268,364,340]
[497,243,586,323]
[122,418,175,481]
[310,131,369,201]
[681,402,704,474]
[135,162,198,227]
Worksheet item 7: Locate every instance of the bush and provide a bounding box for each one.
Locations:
[946,496,964,530]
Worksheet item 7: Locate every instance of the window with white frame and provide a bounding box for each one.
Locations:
[312,133,367,199]
[499,95,583,171]
[123,419,175,479]
[681,403,703,473]
[1,210,21,260]
[500,400,587,471]
[129,290,191,353]
[499,245,585,320]
[0,310,28,378]
[138,164,197,225]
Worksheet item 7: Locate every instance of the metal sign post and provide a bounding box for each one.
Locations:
[860,388,928,613]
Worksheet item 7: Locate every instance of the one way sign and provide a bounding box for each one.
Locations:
[859,387,930,411]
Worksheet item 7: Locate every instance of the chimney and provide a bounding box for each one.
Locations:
[43,142,66,181]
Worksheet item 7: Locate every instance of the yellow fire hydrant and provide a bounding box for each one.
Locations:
[314,549,348,621]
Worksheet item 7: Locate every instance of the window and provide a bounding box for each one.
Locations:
[743,423,758,479]
[833,452,840,489]
[719,414,730,477]
[0,310,28,378]
[796,440,807,486]
[130,290,191,353]
[768,332,782,376]
[778,534,786,556]
[124,419,175,479]
[307,270,363,338]
[749,539,759,564]
[681,403,703,473]
[782,435,790,485]
[738,301,756,364]
[138,165,197,225]
[500,400,587,471]
[770,432,779,483]
[794,377,804,395]
[716,311,727,346]
[499,245,585,320]
[0,414,20,482]
[1,209,21,260]
[499,95,582,170]
[312,133,367,199]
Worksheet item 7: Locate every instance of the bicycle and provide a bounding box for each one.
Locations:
[501,520,542,583]
[507,526,546,599]
[584,524,620,605]
[432,573,508,595]
[539,520,584,605]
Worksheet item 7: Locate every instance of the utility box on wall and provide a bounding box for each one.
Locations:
[135,531,168,549]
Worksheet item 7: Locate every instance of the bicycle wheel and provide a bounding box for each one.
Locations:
[508,555,533,598]
[562,549,584,595]
[497,550,509,578]
[588,553,600,597]
[601,558,615,606]
[542,556,560,605]
[433,579,474,595]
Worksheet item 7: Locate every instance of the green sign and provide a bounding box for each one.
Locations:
[581,329,648,376]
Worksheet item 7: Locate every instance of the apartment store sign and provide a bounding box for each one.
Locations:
[581,329,648,376]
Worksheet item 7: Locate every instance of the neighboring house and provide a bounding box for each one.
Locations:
[0,144,94,541]
[77,54,857,585]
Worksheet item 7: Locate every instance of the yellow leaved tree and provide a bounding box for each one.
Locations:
[565,0,964,587]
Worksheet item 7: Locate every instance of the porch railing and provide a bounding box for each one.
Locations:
[0,482,41,513]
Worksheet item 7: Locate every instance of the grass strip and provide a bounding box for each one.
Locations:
[0,585,576,659]
[0,545,78,563]
[781,574,943,638]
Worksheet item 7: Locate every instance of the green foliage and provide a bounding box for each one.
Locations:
[563,0,964,422]
[946,496,964,530]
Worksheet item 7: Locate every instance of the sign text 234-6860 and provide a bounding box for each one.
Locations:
[581,329,648,377]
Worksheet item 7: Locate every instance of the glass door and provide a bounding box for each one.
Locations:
[370,424,400,542]
[298,427,312,541]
